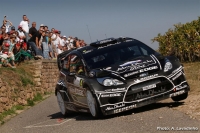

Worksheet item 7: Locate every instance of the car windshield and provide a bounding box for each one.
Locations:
[82,41,159,69]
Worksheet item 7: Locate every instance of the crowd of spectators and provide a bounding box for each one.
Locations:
[0,15,87,68]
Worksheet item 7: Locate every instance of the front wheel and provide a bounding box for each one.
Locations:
[171,92,188,102]
[56,91,67,116]
[86,90,100,118]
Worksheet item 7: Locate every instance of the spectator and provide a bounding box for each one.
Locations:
[9,34,16,67]
[28,27,43,59]
[62,35,68,51]
[39,31,49,59]
[17,25,26,42]
[0,25,6,51]
[44,26,48,31]
[19,15,30,43]
[0,34,15,68]
[2,16,13,33]
[55,31,63,54]
[29,22,37,38]
[40,24,45,30]
[51,28,55,33]
[10,26,16,34]
[48,32,53,58]
[50,30,58,58]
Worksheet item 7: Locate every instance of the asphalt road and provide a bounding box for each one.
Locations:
[0,95,199,133]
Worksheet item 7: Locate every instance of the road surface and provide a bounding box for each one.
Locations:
[0,95,199,133]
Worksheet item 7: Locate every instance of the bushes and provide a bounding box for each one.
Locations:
[152,17,200,62]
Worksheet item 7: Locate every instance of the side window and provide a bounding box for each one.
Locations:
[62,55,70,71]
[69,54,85,76]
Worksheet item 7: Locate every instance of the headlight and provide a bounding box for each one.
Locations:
[164,60,172,72]
[103,79,124,86]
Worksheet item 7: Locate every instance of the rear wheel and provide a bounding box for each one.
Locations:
[171,92,188,102]
[56,91,67,116]
[86,90,100,118]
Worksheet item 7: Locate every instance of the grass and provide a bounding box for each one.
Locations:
[0,66,35,87]
[182,62,200,94]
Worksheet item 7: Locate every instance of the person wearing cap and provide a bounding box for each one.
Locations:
[50,30,58,58]
[61,35,68,51]
[17,25,26,42]
[55,30,63,54]
[40,24,45,30]
[19,15,30,42]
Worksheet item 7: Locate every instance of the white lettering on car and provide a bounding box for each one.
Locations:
[105,87,126,92]
[172,72,182,81]
[68,86,84,96]
[134,74,158,83]
[169,90,185,97]
[113,104,136,113]
[101,93,122,98]
[142,84,156,91]
[105,103,125,111]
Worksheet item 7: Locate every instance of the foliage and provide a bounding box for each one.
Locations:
[152,17,200,62]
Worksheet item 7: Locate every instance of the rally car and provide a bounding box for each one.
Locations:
[55,37,190,118]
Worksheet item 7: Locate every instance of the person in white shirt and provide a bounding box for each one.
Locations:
[19,15,29,42]
[17,25,26,42]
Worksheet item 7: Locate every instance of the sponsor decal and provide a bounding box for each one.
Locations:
[126,39,132,42]
[68,85,84,96]
[139,66,158,73]
[169,90,185,97]
[172,72,182,81]
[176,84,188,91]
[99,39,114,44]
[113,104,136,113]
[89,71,95,77]
[135,86,166,100]
[105,103,125,111]
[142,84,156,91]
[124,71,139,77]
[105,87,126,92]
[139,72,148,77]
[57,80,66,87]
[120,60,142,67]
[101,93,122,98]
[134,74,158,83]
[83,49,93,54]
[117,60,156,72]
[97,43,117,49]
[105,67,112,70]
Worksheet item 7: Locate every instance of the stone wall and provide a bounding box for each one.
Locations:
[0,60,59,113]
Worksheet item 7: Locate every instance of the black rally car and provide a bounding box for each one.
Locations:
[55,37,190,117]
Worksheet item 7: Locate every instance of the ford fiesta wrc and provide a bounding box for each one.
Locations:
[55,37,190,118]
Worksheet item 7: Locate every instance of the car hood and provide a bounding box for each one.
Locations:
[94,55,162,79]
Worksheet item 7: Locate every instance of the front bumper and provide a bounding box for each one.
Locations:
[101,87,189,115]
[95,66,190,115]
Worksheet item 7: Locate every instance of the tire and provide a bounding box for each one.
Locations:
[56,91,67,116]
[86,90,100,118]
[171,92,188,102]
